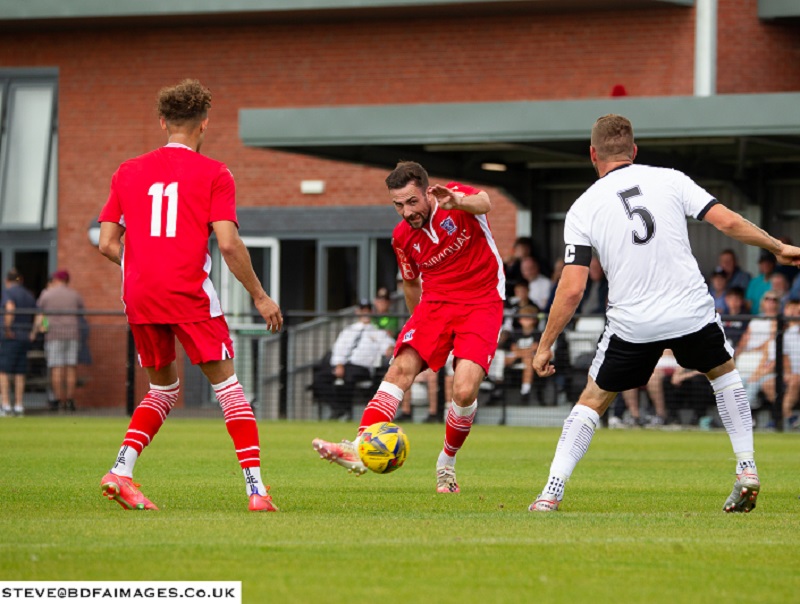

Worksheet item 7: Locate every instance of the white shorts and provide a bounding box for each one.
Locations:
[45,339,79,368]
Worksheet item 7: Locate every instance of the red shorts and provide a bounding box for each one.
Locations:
[394,300,504,373]
[130,317,234,370]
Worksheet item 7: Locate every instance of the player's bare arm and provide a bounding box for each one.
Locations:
[403,276,422,314]
[212,220,283,333]
[532,264,588,378]
[98,222,126,266]
[704,204,800,266]
[429,184,491,215]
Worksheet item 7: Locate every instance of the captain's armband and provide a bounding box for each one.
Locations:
[564,244,592,266]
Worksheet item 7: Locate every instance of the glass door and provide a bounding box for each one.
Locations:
[213,236,280,409]
[219,236,280,321]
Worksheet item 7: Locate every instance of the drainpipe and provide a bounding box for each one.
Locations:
[694,0,717,96]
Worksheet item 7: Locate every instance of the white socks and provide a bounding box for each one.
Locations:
[542,405,600,500]
[111,445,138,478]
[709,370,756,474]
[243,467,267,497]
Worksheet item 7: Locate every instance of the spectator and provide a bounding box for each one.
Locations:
[745,250,775,313]
[718,248,751,291]
[33,269,86,412]
[520,255,551,310]
[770,272,791,310]
[505,305,540,403]
[735,290,780,385]
[503,236,532,296]
[758,297,800,430]
[0,269,37,416]
[789,271,800,305]
[329,300,395,420]
[502,278,534,335]
[747,300,800,416]
[722,286,750,349]
[577,257,608,315]
[709,266,729,314]
[371,286,400,338]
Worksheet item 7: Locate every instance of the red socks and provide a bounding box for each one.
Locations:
[214,375,260,469]
[358,381,404,435]
[443,400,477,457]
[121,381,180,454]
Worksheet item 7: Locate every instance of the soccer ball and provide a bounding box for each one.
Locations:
[357,422,410,474]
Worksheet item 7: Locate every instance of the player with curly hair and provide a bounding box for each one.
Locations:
[97,79,283,512]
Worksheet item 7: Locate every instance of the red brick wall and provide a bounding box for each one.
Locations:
[717,0,800,93]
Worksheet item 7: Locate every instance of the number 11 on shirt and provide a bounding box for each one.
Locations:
[149,182,178,237]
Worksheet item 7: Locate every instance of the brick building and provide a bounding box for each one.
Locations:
[0,0,798,408]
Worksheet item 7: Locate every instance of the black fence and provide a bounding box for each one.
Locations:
[1,308,798,431]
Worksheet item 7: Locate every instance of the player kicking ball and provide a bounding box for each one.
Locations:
[529,114,800,513]
[313,161,505,493]
[97,80,283,512]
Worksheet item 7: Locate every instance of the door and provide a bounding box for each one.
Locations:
[212,237,281,409]
[317,241,370,311]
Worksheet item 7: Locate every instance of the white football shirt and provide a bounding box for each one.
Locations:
[564,164,717,343]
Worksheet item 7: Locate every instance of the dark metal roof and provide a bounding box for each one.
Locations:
[0,0,694,30]
[240,93,800,201]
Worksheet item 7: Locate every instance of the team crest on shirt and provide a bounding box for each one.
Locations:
[413,243,421,253]
[440,217,457,235]
[403,329,415,342]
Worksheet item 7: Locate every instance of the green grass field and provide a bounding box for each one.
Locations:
[0,417,798,603]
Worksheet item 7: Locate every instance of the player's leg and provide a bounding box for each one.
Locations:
[100,325,177,511]
[529,378,615,511]
[312,347,423,475]
[178,318,277,512]
[530,330,661,511]
[436,302,504,493]
[313,301,448,475]
[436,358,484,493]
[198,358,276,512]
[674,320,759,512]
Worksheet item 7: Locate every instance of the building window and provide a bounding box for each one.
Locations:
[0,72,58,230]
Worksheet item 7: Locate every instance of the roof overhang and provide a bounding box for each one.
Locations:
[759,0,800,20]
[0,0,693,23]
[240,93,800,198]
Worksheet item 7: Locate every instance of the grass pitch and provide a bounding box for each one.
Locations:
[0,417,798,603]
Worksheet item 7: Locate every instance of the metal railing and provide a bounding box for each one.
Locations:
[2,308,798,431]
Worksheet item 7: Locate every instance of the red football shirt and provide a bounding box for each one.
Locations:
[392,182,506,304]
[99,143,237,324]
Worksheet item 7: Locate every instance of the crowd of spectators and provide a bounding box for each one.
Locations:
[314,235,800,430]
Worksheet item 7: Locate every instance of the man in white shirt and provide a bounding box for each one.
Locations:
[520,256,551,310]
[329,300,395,419]
[530,114,800,513]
